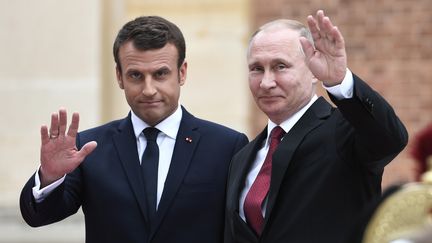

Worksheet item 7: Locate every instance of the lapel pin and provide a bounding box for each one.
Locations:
[185,137,192,143]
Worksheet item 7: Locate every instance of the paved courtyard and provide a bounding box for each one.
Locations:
[0,206,85,243]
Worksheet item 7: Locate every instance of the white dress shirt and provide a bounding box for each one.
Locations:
[239,68,354,221]
[32,105,183,208]
[132,106,181,208]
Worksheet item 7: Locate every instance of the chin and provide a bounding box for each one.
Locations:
[261,106,282,116]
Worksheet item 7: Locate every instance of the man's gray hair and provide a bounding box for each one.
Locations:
[248,19,314,55]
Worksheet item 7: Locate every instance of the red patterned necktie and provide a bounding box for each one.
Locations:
[244,126,285,235]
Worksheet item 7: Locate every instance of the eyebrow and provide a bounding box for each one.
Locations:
[155,66,170,71]
[271,58,289,64]
[248,57,289,67]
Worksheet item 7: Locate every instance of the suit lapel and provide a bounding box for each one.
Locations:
[264,97,333,227]
[112,115,150,224]
[228,131,267,213]
[150,107,200,238]
[226,131,266,241]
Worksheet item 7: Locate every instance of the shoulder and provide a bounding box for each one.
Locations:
[182,107,246,138]
[77,117,128,143]
[194,117,242,135]
[184,112,249,149]
[232,130,264,159]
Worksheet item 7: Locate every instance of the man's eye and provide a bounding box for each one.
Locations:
[155,69,169,79]
[250,66,263,72]
[129,72,142,80]
[275,64,286,71]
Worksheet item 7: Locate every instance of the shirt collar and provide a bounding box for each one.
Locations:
[266,95,318,144]
[131,105,182,140]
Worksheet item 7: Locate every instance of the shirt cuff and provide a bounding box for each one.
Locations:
[32,166,66,203]
[322,68,354,100]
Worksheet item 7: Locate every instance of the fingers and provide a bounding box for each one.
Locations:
[49,112,59,139]
[316,10,333,39]
[41,125,50,145]
[58,108,68,137]
[48,108,80,140]
[307,15,320,40]
[67,112,80,138]
[308,10,339,44]
[331,26,345,49]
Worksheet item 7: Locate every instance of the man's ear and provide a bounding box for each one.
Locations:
[116,65,124,89]
[179,61,187,86]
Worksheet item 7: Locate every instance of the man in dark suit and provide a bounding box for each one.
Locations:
[20,16,248,243]
[224,10,408,243]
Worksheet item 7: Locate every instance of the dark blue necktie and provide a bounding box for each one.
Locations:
[141,127,160,221]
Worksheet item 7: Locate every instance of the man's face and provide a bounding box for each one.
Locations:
[116,41,186,126]
[248,28,316,124]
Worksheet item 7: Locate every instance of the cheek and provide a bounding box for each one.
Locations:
[297,76,313,91]
[249,73,262,83]
[248,79,260,93]
[171,87,181,101]
[162,83,181,100]
[285,73,305,89]
[122,89,135,107]
[123,85,142,100]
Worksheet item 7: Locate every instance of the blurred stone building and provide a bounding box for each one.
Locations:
[248,0,432,187]
[0,0,430,242]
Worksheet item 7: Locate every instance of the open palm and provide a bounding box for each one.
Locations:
[39,109,97,187]
[300,10,347,86]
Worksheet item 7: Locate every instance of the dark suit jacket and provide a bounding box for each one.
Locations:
[20,107,248,243]
[225,75,408,243]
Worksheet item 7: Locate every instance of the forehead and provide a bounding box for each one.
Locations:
[248,28,302,62]
[118,41,178,70]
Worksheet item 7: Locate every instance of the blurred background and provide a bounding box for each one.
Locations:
[0,0,430,242]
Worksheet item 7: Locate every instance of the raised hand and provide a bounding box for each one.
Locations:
[39,108,97,187]
[300,10,347,86]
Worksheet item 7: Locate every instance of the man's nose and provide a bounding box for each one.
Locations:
[142,79,157,96]
[260,71,276,89]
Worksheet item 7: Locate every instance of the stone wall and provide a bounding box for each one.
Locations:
[249,0,432,187]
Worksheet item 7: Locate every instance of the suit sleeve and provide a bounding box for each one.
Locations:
[19,173,81,227]
[19,136,85,227]
[329,73,408,171]
[233,133,249,154]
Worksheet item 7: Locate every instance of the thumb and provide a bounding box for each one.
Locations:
[299,37,315,62]
[78,141,98,159]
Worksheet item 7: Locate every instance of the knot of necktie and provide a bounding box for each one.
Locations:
[143,127,160,142]
[270,126,285,142]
